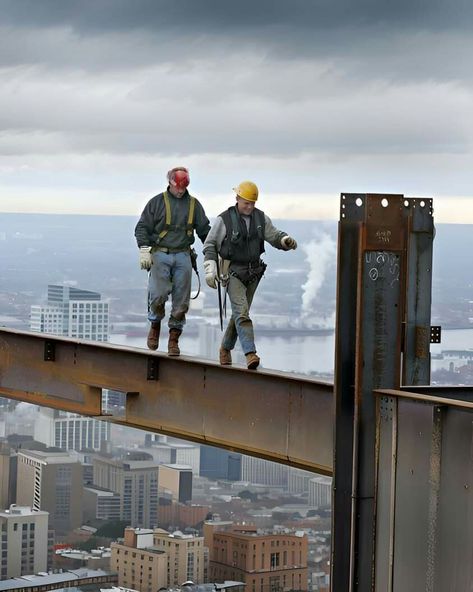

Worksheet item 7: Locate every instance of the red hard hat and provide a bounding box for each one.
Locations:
[168,167,190,190]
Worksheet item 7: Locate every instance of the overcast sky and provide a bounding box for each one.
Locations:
[1,0,472,221]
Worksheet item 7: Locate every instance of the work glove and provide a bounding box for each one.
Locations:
[204,260,218,289]
[139,246,153,271]
[281,235,297,250]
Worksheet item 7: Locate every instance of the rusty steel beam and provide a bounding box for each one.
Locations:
[0,328,334,474]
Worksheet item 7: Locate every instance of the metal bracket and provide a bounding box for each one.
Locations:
[430,326,441,344]
[147,357,159,381]
[44,340,56,362]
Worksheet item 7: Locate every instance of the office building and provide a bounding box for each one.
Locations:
[83,486,121,522]
[0,445,17,510]
[16,450,83,535]
[34,407,110,452]
[308,477,332,508]
[30,284,109,341]
[205,521,308,592]
[200,445,241,481]
[287,468,315,495]
[92,456,159,528]
[241,456,288,487]
[0,505,49,580]
[144,436,201,476]
[159,464,192,504]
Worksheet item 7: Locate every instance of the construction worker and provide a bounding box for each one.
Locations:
[203,181,297,370]
[135,167,210,355]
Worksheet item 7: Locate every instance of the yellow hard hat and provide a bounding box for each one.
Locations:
[233,180,259,202]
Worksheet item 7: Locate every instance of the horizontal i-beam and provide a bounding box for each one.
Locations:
[0,328,334,475]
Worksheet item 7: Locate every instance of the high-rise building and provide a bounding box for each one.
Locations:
[159,464,193,504]
[308,476,332,508]
[142,436,201,476]
[30,284,109,341]
[287,468,315,495]
[34,408,110,452]
[200,445,241,481]
[83,486,121,522]
[92,456,159,528]
[30,285,111,454]
[16,450,83,535]
[0,505,49,580]
[205,521,308,592]
[241,456,288,487]
[0,444,17,509]
[153,528,205,586]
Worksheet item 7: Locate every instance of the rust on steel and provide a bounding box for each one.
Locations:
[0,328,334,474]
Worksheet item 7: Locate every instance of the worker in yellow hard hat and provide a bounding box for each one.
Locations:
[203,181,297,370]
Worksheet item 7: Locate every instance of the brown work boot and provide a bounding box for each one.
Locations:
[168,329,182,356]
[147,322,161,350]
[219,347,232,366]
[245,352,260,370]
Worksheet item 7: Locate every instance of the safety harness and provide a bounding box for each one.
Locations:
[156,191,196,245]
[225,206,265,259]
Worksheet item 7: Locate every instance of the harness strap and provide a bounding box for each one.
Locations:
[186,195,196,237]
[157,191,196,244]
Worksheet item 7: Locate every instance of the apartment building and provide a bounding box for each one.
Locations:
[205,521,308,592]
[0,505,49,580]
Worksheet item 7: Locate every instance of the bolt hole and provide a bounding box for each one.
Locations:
[420,200,425,208]
[381,198,389,208]
[355,197,363,207]
[404,200,409,207]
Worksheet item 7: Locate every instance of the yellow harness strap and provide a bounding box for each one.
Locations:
[157,191,196,243]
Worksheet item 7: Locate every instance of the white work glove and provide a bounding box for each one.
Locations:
[204,260,218,289]
[139,246,152,271]
[281,235,298,250]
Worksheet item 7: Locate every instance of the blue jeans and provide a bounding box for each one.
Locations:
[221,274,260,355]
[148,250,192,331]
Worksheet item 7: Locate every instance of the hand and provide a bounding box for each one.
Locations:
[204,260,218,289]
[281,235,297,250]
[139,246,152,270]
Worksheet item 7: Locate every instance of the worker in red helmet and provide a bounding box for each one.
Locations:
[135,167,210,355]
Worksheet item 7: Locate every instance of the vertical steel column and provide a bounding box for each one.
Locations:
[374,198,435,590]
[332,194,408,591]
[402,198,434,386]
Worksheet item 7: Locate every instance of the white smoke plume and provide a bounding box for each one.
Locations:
[301,233,337,325]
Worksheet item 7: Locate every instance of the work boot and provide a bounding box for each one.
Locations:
[245,352,260,370]
[219,347,232,366]
[146,322,161,350]
[168,329,182,356]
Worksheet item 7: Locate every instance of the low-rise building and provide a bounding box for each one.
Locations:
[0,505,49,580]
[205,520,308,592]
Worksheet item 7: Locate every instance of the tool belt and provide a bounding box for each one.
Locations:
[153,246,190,254]
[230,260,267,285]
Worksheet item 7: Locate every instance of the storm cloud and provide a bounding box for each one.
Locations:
[0,0,472,218]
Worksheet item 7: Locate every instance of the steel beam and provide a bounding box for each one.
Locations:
[0,328,334,474]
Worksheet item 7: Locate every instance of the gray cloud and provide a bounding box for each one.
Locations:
[1,0,473,214]
[2,0,473,33]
